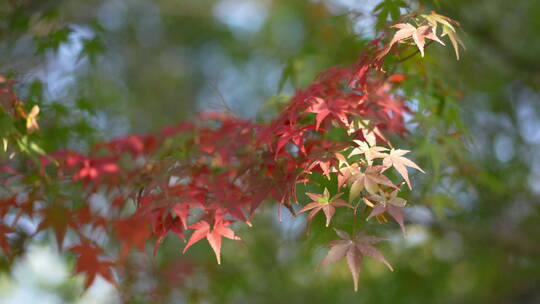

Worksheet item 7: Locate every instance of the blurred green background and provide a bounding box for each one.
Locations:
[1,0,539,303]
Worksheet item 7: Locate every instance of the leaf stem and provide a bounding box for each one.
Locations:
[398,40,434,63]
[352,200,362,236]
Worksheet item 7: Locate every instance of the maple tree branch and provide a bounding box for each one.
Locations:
[398,40,434,63]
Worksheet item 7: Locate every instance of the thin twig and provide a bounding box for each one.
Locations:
[208,82,237,116]
[398,40,434,63]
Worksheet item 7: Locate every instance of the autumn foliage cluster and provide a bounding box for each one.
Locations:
[0,11,463,291]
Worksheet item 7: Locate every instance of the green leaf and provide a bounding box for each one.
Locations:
[373,0,409,30]
[35,27,73,54]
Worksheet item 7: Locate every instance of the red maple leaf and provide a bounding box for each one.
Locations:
[183,217,241,265]
[73,157,120,186]
[70,241,116,290]
[305,97,350,130]
[148,206,188,256]
[274,124,314,156]
[115,216,152,261]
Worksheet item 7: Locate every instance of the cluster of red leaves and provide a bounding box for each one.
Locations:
[0,48,411,290]
[0,12,462,291]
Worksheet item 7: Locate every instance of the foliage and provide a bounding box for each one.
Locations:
[0,2,467,297]
[7,1,539,303]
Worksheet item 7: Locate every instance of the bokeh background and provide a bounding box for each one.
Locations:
[1,0,539,303]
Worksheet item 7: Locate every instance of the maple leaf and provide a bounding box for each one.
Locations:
[366,190,407,234]
[379,23,445,59]
[173,202,196,230]
[441,25,466,60]
[345,165,397,202]
[274,124,314,156]
[373,0,409,29]
[349,139,388,165]
[298,188,352,227]
[422,11,466,60]
[152,212,186,257]
[305,143,348,178]
[305,97,350,130]
[183,219,241,265]
[319,229,393,291]
[115,216,152,261]
[70,241,116,290]
[73,157,120,185]
[37,203,73,248]
[347,122,391,147]
[382,149,424,189]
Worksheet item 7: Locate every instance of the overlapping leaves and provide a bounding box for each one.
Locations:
[0,8,464,293]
